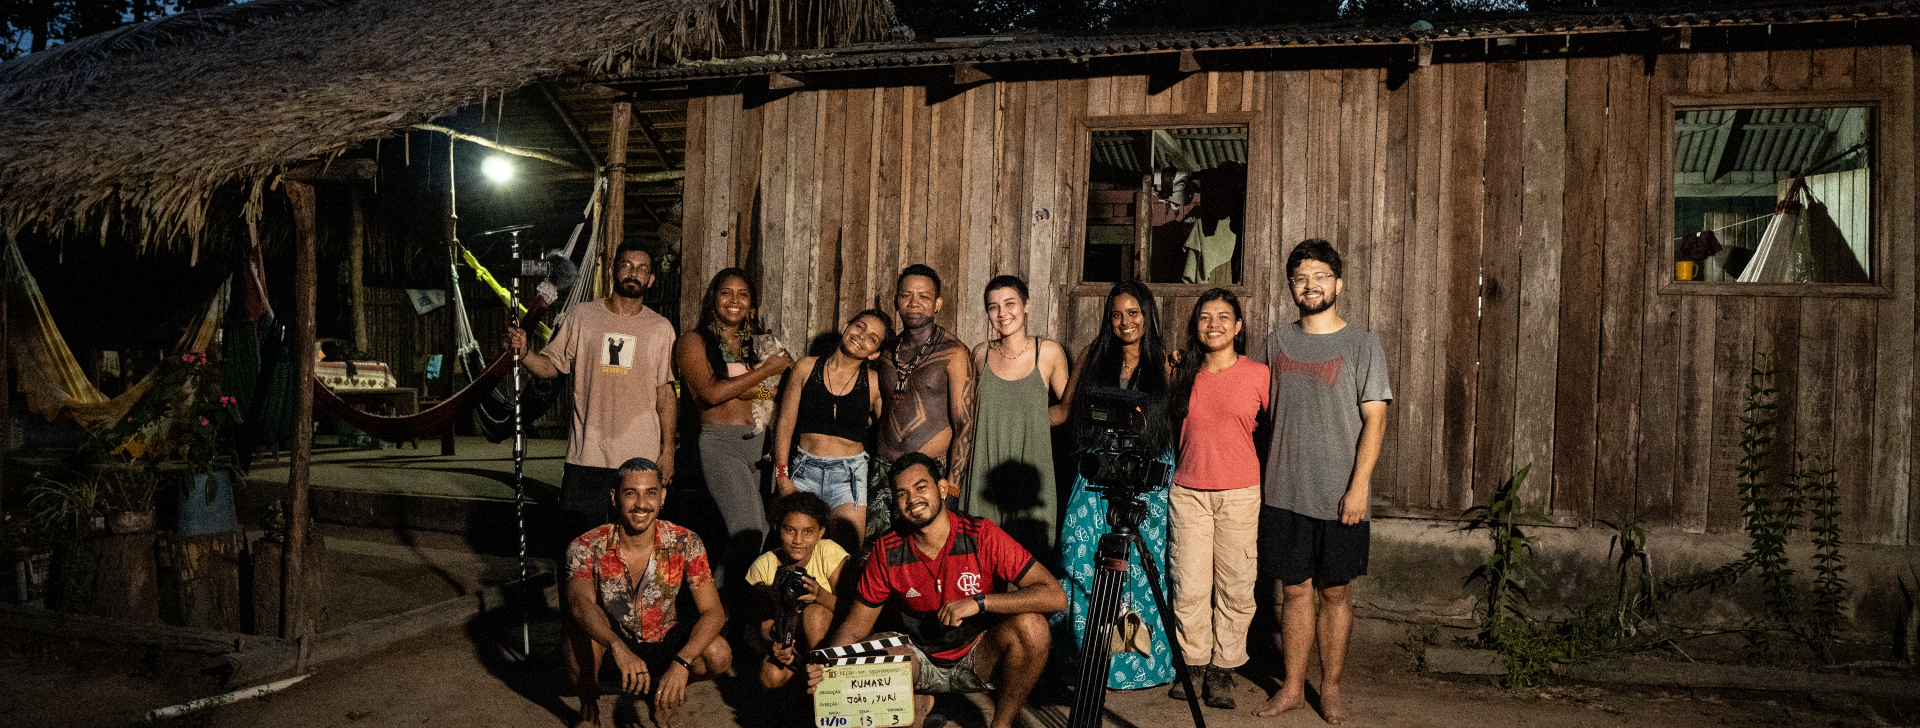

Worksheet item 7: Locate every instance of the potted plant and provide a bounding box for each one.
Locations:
[24,472,105,611]
[98,466,158,535]
[85,351,244,536]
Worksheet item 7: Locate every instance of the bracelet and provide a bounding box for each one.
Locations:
[775,463,791,479]
[673,655,693,670]
[755,384,774,401]
[973,593,987,613]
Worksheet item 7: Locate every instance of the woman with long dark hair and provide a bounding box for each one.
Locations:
[1057,280,1176,690]
[673,268,792,582]
[1164,288,1268,708]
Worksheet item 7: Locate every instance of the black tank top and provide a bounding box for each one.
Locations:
[796,358,870,441]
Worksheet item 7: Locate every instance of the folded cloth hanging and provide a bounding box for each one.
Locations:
[6,243,229,427]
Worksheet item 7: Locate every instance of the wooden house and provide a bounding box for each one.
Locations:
[610,4,1920,627]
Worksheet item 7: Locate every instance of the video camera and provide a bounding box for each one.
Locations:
[769,565,812,647]
[1075,387,1169,496]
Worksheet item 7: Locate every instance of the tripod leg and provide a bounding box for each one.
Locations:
[1136,533,1207,728]
[1067,534,1128,728]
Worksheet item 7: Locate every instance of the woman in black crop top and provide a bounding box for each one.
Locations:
[772,308,892,549]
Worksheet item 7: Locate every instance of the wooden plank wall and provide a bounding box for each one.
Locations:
[678,44,1919,544]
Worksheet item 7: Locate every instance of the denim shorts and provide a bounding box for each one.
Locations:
[791,448,869,509]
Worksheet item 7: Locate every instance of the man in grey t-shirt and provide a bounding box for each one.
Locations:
[1252,239,1389,726]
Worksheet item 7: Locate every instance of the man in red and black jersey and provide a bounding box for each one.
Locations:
[808,453,1063,728]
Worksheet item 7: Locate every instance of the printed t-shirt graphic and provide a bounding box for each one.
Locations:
[855,513,1035,666]
[603,332,635,372]
[1261,322,1393,521]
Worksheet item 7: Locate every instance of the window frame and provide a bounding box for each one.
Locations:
[1070,112,1262,297]
[1659,89,1893,299]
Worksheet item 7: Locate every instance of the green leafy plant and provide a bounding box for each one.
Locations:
[86,351,242,475]
[1798,455,1847,662]
[95,466,159,515]
[1666,352,1851,661]
[1461,465,1548,633]
[25,473,102,537]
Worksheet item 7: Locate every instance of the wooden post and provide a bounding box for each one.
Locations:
[442,136,459,456]
[604,98,633,295]
[1,245,8,510]
[349,187,369,353]
[281,179,320,641]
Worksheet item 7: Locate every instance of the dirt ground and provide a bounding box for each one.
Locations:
[4,606,1904,728]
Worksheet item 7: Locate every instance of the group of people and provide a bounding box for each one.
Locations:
[504,237,1390,728]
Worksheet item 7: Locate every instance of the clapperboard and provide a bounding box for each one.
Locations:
[812,637,913,727]
[812,635,906,662]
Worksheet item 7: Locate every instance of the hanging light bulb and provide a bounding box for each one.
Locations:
[482,156,515,183]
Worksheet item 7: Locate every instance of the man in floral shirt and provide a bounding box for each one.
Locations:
[566,457,730,728]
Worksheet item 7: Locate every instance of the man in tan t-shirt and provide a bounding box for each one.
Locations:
[507,241,679,545]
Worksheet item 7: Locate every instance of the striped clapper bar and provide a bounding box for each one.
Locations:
[812,635,906,662]
[826,654,911,666]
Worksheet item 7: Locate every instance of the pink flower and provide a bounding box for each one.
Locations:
[182,354,194,362]
[200,417,210,426]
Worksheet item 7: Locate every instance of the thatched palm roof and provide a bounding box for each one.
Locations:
[0,0,899,246]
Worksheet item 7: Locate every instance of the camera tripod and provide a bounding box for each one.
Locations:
[1067,491,1207,728]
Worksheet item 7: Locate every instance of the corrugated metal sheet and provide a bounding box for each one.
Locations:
[1674,106,1867,183]
[1092,126,1248,176]
[622,1,1920,81]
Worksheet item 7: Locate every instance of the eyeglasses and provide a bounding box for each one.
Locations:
[1289,272,1335,288]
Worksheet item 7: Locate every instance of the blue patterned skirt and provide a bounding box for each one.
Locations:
[1055,457,1175,690]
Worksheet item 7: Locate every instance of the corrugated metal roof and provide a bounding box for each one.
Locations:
[1092,126,1248,177]
[618,1,1920,82]
[1676,106,1868,183]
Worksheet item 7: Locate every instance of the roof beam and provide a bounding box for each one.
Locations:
[1177,49,1200,73]
[539,81,601,169]
[411,124,581,169]
[1705,109,1747,183]
[628,104,675,172]
[769,72,806,90]
[952,62,989,85]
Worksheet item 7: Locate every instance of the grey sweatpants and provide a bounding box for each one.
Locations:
[699,423,767,584]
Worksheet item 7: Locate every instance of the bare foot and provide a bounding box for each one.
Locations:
[1253,684,1308,718]
[649,699,679,728]
[1320,684,1352,725]
[911,695,935,728]
[573,695,606,728]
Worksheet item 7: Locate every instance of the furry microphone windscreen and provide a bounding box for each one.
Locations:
[534,254,579,306]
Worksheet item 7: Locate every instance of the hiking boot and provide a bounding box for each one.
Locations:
[1202,666,1237,709]
[1168,666,1201,701]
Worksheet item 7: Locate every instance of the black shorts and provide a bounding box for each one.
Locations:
[601,621,694,684]
[1259,506,1369,587]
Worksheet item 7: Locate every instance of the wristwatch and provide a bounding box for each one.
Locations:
[973,593,987,613]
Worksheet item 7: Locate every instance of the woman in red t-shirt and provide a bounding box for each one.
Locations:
[1166,288,1270,709]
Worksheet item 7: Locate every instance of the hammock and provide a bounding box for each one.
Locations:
[312,301,550,443]
[1737,176,1808,284]
[5,243,228,428]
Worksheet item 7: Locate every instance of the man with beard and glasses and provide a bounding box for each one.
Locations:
[565,458,730,728]
[1253,239,1390,726]
[807,453,1062,728]
[871,264,975,536]
[509,240,680,546]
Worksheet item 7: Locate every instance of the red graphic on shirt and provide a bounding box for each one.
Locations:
[1272,350,1343,389]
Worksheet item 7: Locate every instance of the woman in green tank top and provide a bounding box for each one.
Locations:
[964,275,1071,567]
